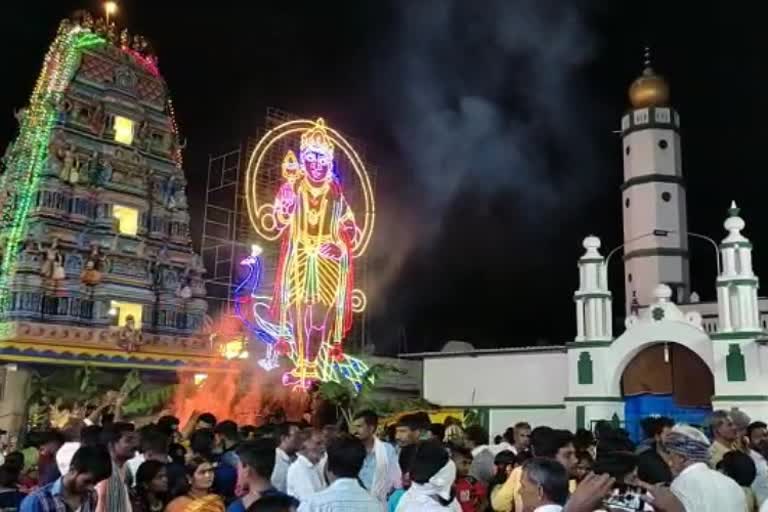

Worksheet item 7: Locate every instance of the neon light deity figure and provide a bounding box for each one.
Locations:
[245,118,375,389]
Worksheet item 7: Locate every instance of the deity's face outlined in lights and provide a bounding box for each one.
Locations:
[301,148,333,184]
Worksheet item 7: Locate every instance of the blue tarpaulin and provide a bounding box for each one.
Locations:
[624,394,711,442]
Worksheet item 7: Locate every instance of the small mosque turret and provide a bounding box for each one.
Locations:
[621,49,689,312]
[574,236,612,342]
[716,202,761,334]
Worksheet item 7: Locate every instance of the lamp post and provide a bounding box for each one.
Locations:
[653,229,721,276]
[605,230,720,275]
[104,1,118,26]
[605,231,667,268]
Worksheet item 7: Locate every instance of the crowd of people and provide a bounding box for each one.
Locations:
[0,404,766,512]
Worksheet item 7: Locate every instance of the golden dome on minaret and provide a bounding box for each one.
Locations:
[628,48,670,109]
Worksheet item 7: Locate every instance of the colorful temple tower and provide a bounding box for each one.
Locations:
[0,11,218,431]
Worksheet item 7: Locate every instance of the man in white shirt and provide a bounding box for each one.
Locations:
[298,435,382,512]
[272,423,301,493]
[519,457,569,512]
[351,411,400,502]
[749,421,768,506]
[395,440,460,512]
[286,428,326,501]
[662,424,746,511]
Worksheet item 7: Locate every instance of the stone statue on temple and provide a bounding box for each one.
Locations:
[81,244,104,286]
[91,156,113,187]
[117,314,144,352]
[176,266,193,299]
[162,175,177,208]
[58,144,79,183]
[39,237,66,281]
[90,102,105,136]
[137,120,151,149]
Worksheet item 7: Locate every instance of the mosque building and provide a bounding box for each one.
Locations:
[405,53,768,440]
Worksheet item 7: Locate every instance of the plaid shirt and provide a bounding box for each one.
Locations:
[20,478,98,512]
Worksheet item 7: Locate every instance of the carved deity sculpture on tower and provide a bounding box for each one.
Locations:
[117,314,144,352]
[39,237,66,281]
[58,144,79,183]
[81,243,104,286]
[266,119,361,387]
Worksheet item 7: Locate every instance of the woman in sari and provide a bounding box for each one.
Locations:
[165,457,224,512]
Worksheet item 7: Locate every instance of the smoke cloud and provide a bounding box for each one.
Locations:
[366,0,606,347]
[384,0,600,215]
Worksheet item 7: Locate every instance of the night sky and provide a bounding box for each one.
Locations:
[2,1,767,354]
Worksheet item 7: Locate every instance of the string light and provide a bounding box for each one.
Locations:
[238,118,374,390]
[123,48,159,77]
[0,24,105,313]
[166,97,183,168]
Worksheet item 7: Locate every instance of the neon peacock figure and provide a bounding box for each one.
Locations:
[244,118,375,390]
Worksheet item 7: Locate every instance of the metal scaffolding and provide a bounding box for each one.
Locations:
[201,108,376,351]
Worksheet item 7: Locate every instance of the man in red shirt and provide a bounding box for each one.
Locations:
[452,446,487,512]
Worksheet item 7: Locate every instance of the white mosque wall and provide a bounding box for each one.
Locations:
[677,299,768,335]
[422,349,568,408]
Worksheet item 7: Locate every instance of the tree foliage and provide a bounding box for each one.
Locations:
[27,366,174,425]
[316,363,436,428]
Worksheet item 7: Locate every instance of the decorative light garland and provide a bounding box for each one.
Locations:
[166,96,183,168]
[240,118,375,390]
[123,48,159,77]
[0,23,105,313]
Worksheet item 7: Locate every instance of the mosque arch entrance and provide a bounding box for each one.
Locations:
[621,342,713,440]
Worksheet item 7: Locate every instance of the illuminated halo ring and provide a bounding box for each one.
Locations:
[245,119,375,256]
[351,288,367,313]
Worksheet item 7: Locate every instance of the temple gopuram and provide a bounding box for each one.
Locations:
[0,11,220,432]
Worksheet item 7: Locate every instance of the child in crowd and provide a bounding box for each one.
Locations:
[574,451,594,483]
[452,446,487,512]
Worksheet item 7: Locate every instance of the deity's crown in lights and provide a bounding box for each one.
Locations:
[300,118,334,158]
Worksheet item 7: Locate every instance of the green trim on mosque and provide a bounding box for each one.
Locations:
[620,174,685,192]
[568,340,612,348]
[712,395,768,402]
[726,344,747,382]
[579,258,605,264]
[716,279,759,288]
[711,331,764,340]
[564,396,624,402]
[720,241,753,249]
[577,352,593,385]
[576,406,586,430]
